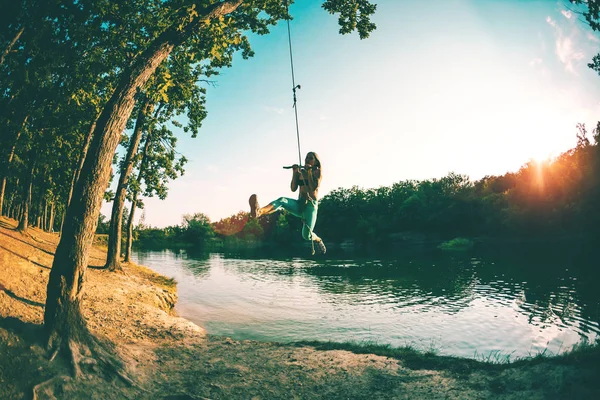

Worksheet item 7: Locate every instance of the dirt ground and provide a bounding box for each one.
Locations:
[1,216,599,399]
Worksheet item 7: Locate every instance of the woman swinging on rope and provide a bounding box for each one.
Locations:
[249,151,326,255]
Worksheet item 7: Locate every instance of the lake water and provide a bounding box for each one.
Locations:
[132,246,599,360]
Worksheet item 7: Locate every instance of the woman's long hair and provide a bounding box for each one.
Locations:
[307,151,322,172]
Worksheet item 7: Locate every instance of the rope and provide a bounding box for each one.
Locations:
[285,3,302,166]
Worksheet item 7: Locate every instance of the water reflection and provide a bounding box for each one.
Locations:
[132,245,599,359]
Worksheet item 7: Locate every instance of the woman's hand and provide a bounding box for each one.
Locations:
[292,164,303,179]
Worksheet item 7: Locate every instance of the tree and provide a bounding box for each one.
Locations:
[40,0,377,384]
[104,95,154,271]
[571,1,600,75]
[180,213,215,244]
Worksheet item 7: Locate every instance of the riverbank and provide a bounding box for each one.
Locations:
[1,216,599,399]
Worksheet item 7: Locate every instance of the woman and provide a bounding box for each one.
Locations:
[249,151,326,255]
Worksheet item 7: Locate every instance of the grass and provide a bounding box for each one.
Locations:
[290,339,485,376]
[290,338,600,380]
[438,237,475,251]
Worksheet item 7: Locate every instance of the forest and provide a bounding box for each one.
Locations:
[0,0,378,386]
[133,123,600,250]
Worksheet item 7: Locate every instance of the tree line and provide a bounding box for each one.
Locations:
[133,123,600,249]
[0,0,377,386]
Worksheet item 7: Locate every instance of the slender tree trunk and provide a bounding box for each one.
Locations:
[34,200,41,228]
[37,199,43,228]
[49,202,55,232]
[44,0,244,364]
[7,179,19,219]
[43,199,48,231]
[105,96,153,271]
[0,26,24,65]
[0,179,5,216]
[124,200,137,263]
[124,115,156,263]
[18,164,34,232]
[0,116,27,215]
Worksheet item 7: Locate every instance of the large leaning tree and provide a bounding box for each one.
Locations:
[43,0,377,383]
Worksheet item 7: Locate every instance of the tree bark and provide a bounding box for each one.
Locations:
[65,115,99,213]
[43,199,48,231]
[0,116,27,216]
[44,0,244,367]
[105,96,153,271]
[124,200,137,263]
[0,26,24,65]
[18,164,34,232]
[49,202,55,232]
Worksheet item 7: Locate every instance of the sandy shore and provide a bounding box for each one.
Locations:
[0,216,598,399]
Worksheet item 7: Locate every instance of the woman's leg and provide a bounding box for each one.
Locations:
[257,197,304,218]
[301,201,325,254]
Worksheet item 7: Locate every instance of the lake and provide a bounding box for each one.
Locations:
[132,245,599,360]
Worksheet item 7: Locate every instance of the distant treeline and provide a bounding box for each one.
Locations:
[134,123,600,250]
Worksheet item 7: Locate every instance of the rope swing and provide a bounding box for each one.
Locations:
[285,2,303,167]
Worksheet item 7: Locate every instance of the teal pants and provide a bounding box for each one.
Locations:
[269,197,320,241]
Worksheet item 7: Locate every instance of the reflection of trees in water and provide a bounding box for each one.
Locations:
[214,249,481,314]
[214,246,599,335]
[302,252,480,313]
[181,260,211,279]
[135,248,212,279]
[474,246,599,335]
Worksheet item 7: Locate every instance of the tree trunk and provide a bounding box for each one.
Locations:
[65,115,99,213]
[124,200,137,263]
[0,116,27,216]
[0,178,6,216]
[7,178,19,219]
[123,115,157,263]
[105,96,153,271]
[49,202,55,232]
[18,164,34,232]
[0,26,24,65]
[44,0,244,372]
[43,199,48,231]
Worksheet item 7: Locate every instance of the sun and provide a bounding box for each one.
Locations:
[528,145,555,165]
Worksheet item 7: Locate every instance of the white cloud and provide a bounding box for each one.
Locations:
[556,36,586,73]
[560,10,572,19]
[546,13,589,74]
[206,164,219,173]
[588,32,600,43]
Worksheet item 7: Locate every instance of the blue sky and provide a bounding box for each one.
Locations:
[102,0,600,228]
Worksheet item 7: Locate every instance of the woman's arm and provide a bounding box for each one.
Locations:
[290,165,300,192]
[307,167,321,192]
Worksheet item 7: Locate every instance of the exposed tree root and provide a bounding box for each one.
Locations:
[46,326,138,389]
[32,375,71,400]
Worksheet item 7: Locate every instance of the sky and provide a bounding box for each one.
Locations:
[101,0,600,228]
